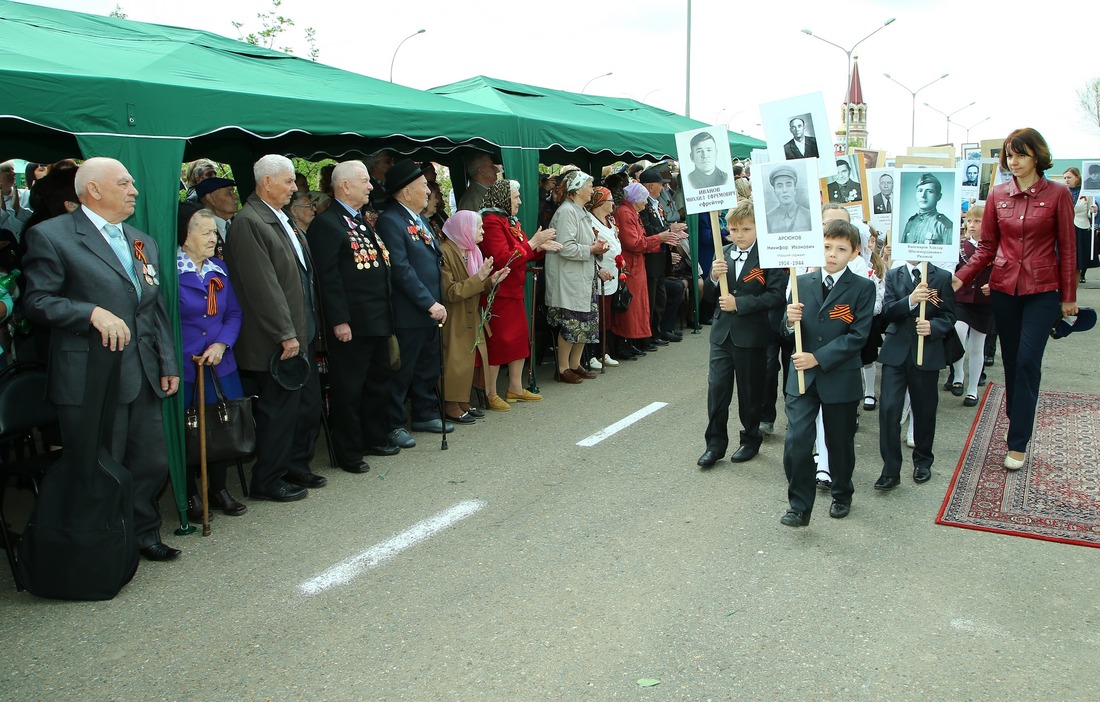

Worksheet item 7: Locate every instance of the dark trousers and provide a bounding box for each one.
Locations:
[328,334,393,465]
[783,387,858,515]
[645,252,667,337]
[705,340,766,454]
[659,278,685,333]
[244,343,322,493]
[878,361,938,478]
[58,380,167,548]
[388,326,441,428]
[761,334,793,424]
[990,290,1061,451]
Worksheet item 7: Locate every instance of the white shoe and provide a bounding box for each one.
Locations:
[602,354,619,367]
[906,427,915,449]
[1004,454,1025,471]
[588,357,603,370]
[760,421,774,435]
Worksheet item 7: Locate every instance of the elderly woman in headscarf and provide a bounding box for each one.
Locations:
[613,181,676,359]
[440,210,509,423]
[585,185,622,368]
[478,179,561,409]
[545,170,610,383]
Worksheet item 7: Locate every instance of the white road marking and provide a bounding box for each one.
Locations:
[576,401,669,447]
[298,499,486,596]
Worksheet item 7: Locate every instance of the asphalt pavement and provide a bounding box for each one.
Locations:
[2,285,1099,701]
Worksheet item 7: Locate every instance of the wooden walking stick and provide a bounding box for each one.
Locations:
[599,276,606,375]
[790,268,807,395]
[527,266,542,394]
[192,356,211,536]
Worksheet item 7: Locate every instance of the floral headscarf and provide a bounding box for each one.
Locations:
[563,170,593,193]
[481,179,515,215]
[586,186,612,212]
[442,210,485,277]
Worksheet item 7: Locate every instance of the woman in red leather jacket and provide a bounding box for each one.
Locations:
[953,128,1078,471]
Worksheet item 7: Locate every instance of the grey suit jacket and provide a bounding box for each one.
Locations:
[783,269,875,402]
[225,193,317,371]
[23,208,177,405]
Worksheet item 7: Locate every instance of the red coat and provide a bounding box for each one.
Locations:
[479,211,542,298]
[612,203,661,339]
[956,177,1076,301]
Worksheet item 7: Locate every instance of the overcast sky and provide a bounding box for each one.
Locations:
[22,0,1100,159]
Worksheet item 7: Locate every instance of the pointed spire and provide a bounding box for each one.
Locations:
[846,59,864,105]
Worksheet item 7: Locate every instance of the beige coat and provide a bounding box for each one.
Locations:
[440,238,492,402]
[545,198,598,312]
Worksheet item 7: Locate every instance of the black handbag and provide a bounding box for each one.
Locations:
[611,285,633,312]
[184,371,256,467]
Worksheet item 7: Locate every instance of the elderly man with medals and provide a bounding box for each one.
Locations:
[306,160,398,473]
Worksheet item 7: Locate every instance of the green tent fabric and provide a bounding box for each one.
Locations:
[0,1,523,533]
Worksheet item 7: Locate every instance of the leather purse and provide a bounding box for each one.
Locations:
[611,285,633,313]
[184,371,256,467]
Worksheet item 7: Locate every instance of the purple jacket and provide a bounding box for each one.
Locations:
[178,257,242,384]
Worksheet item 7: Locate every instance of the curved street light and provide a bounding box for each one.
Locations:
[883,72,949,147]
[953,116,991,142]
[582,72,613,94]
[924,101,976,143]
[389,29,426,83]
[801,18,895,154]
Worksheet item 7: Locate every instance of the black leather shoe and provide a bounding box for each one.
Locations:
[828,501,850,519]
[652,336,670,347]
[730,445,759,463]
[210,489,248,516]
[873,475,900,491]
[780,510,810,527]
[251,482,308,502]
[641,341,659,352]
[627,344,648,356]
[340,460,371,474]
[697,450,723,468]
[365,444,401,456]
[284,472,327,488]
[445,412,477,424]
[140,542,182,561]
[662,331,683,342]
[187,495,211,523]
[913,465,932,483]
[466,407,485,418]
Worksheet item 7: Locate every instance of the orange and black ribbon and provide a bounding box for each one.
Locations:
[206,277,224,316]
[133,239,148,265]
[829,303,854,324]
[926,289,943,307]
[742,268,765,285]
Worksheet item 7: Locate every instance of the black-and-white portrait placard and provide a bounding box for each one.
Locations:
[675,126,738,215]
[760,92,836,178]
[891,167,961,263]
[752,158,825,269]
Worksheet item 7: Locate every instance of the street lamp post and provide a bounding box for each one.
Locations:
[953,116,991,143]
[883,72,949,147]
[389,29,425,83]
[924,101,976,143]
[802,18,895,155]
[581,72,613,93]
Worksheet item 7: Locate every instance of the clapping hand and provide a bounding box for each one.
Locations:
[477,256,496,281]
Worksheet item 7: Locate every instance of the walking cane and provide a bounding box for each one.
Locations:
[192,356,211,536]
[527,266,542,394]
[437,321,448,451]
[599,276,606,375]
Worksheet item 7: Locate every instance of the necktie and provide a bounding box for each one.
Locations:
[912,268,922,286]
[823,274,834,298]
[104,224,142,299]
[885,196,891,211]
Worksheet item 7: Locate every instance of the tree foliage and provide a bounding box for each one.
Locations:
[231,0,319,61]
[1078,77,1100,135]
[109,4,127,19]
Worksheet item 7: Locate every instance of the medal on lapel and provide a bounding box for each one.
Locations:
[133,239,159,286]
[344,215,381,269]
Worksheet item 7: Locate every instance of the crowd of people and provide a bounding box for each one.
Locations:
[0,125,1091,563]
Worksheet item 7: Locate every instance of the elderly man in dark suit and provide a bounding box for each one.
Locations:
[306,160,398,473]
[23,157,182,561]
[226,154,325,502]
[376,160,451,449]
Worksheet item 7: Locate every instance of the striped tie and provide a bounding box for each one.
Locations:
[104,224,142,299]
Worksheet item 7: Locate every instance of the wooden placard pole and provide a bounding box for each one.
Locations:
[709,211,729,297]
[790,266,806,394]
[916,260,928,366]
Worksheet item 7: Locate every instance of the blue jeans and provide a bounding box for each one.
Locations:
[989,290,1061,452]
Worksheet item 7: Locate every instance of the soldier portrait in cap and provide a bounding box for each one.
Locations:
[751,158,826,269]
[896,169,958,249]
[763,164,812,233]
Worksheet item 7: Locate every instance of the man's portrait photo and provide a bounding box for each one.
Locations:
[783,115,819,160]
[872,172,894,214]
[685,130,730,189]
[1083,162,1100,194]
[764,164,812,233]
[963,163,980,187]
[826,157,863,203]
[900,171,955,246]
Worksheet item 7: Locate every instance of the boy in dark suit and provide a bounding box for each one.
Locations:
[780,220,876,526]
[874,261,956,490]
[698,203,787,468]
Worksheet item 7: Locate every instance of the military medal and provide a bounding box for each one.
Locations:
[345,215,382,270]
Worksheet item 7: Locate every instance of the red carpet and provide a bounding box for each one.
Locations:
[937,382,1100,548]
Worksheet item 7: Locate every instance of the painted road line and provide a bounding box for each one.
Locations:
[576,401,668,447]
[298,499,486,596]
